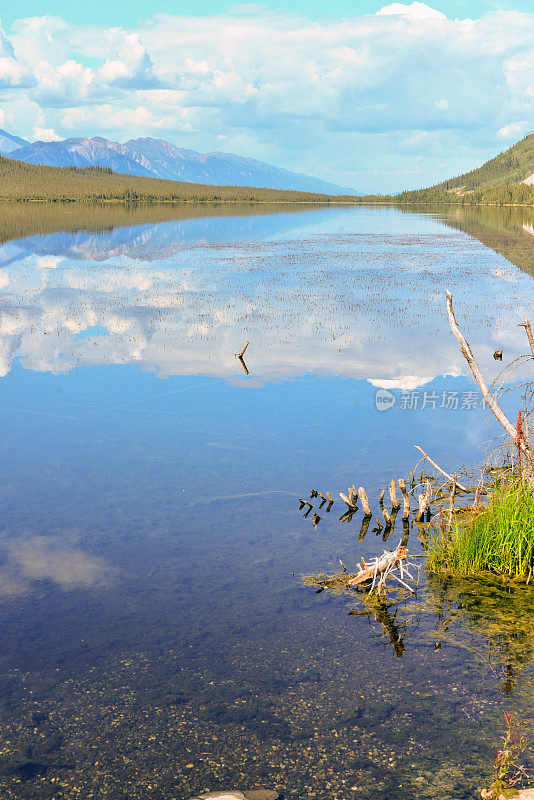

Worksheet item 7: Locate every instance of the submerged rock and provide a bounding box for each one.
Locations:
[189,791,279,800]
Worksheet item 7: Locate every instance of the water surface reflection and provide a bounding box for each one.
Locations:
[0,204,533,799]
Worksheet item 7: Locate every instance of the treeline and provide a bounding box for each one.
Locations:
[396,183,534,206]
[433,132,534,192]
[0,155,341,203]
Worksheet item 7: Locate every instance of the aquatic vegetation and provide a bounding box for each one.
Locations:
[494,712,530,788]
[427,480,534,581]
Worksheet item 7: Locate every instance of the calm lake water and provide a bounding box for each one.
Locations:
[0,203,533,799]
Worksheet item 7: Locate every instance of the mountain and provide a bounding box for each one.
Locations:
[394,132,534,205]
[6,134,357,195]
[0,152,352,203]
[434,132,534,193]
[0,129,29,155]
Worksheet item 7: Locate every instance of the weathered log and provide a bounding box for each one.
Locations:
[389,479,400,510]
[398,478,410,519]
[348,545,414,596]
[349,546,408,586]
[416,493,427,522]
[238,355,249,375]
[358,486,372,517]
[340,492,357,510]
[326,492,333,503]
[238,340,249,358]
[379,489,385,506]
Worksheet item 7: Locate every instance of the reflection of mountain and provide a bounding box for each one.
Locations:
[2,210,324,265]
[0,207,534,384]
[0,202,313,246]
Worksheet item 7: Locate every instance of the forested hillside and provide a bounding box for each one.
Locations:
[395,133,534,205]
[0,155,339,203]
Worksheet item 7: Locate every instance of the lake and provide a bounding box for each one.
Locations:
[0,202,533,799]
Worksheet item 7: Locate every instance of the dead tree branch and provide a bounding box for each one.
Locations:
[413,444,468,492]
[446,292,533,458]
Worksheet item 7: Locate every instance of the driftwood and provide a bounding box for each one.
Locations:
[413,445,468,492]
[389,480,400,510]
[379,489,385,506]
[340,492,357,510]
[238,340,249,358]
[358,486,371,517]
[415,480,432,522]
[397,478,410,519]
[348,545,419,595]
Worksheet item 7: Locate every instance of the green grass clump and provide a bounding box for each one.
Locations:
[427,480,534,582]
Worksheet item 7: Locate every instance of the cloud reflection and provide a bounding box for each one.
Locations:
[0,532,113,598]
[0,214,533,388]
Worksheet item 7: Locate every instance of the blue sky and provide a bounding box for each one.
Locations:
[4,0,534,25]
[1,1,534,192]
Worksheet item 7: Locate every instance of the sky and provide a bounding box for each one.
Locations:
[1,0,534,192]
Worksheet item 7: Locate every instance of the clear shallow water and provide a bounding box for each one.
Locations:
[0,204,533,799]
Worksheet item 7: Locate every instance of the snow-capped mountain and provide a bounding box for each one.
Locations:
[0,129,29,154]
[1,133,357,194]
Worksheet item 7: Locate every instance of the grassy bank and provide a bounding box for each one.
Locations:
[427,480,534,582]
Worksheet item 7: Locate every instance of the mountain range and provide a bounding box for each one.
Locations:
[0,130,356,195]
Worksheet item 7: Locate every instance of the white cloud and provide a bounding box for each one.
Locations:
[2,8,534,189]
[33,126,61,141]
[497,121,526,138]
[376,3,447,20]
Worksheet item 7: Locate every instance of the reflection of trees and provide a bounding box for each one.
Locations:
[423,575,534,686]
[307,564,534,682]
[432,204,534,281]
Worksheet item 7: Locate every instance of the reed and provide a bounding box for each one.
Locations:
[427,479,534,581]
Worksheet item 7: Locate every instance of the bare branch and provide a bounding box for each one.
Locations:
[518,315,534,359]
[413,444,468,492]
[446,291,530,454]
